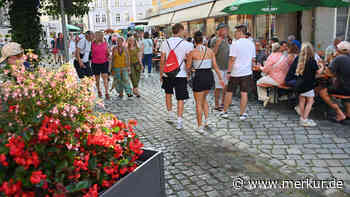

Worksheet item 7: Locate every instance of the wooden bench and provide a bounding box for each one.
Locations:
[330,94,350,100]
[257,83,295,105]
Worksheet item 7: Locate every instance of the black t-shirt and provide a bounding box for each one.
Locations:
[298,58,318,93]
[330,54,350,92]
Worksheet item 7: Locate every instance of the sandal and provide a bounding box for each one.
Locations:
[105,93,110,100]
[98,91,102,98]
[214,107,223,111]
[329,117,345,124]
[127,94,133,98]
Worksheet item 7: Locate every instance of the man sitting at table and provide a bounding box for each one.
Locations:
[319,41,350,123]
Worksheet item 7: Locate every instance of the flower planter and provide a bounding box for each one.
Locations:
[100,149,165,197]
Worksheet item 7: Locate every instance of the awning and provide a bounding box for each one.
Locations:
[148,13,174,26]
[172,3,213,24]
[210,0,233,17]
[66,24,81,31]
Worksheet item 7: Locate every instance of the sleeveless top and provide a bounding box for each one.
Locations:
[193,59,212,69]
[213,38,229,70]
[91,42,108,64]
[128,47,140,65]
[113,48,127,68]
[56,38,64,50]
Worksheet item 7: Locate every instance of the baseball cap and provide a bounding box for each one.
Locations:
[216,23,228,31]
[235,24,247,33]
[0,42,24,63]
[337,41,350,53]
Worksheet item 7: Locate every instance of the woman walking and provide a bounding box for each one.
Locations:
[55,33,65,64]
[295,43,324,127]
[112,37,133,98]
[186,31,225,133]
[142,32,153,76]
[127,37,143,97]
[91,31,110,100]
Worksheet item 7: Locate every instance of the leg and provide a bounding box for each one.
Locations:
[101,73,109,97]
[177,100,184,118]
[319,88,346,121]
[344,102,350,118]
[113,68,123,95]
[194,91,204,127]
[298,96,306,119]
[147,54,152,74]
[223,92,233,112]
[202,90,210,121]
[166,94,172,112]
[221,86,227,106]
[95,74,102,97]
[240,92,248,115]
[303,97,314,120]
[121,68,132,95]
[214,89,221,108]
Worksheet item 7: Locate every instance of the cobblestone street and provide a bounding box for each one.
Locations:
[98,73,350,197]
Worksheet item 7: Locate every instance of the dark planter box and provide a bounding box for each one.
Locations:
[100,149,165,197]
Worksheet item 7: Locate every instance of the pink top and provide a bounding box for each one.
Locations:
[261,52,290,85]
[91,42,108,64]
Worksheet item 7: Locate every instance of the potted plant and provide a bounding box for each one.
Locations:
[0,63,164,196]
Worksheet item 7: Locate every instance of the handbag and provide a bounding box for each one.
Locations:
[52,48,58,54]
[189,46,208,89]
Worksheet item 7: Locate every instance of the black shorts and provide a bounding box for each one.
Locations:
[92,62,109,75]
[193,69,214,92]
[161,77,189,100]
[74,60,93,78]
[226,75,253,93]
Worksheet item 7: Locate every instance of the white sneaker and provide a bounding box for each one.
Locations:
[176,119,183,130]
[166,112,174,123]
[197,126,205,134]
[219,111,229,119]
[300,119,317,127]
[239,113,248,121]
[306,119,317,127]
[294,106,301,115]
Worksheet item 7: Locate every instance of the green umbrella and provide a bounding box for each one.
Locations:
[286,0,350,8]
[222,0,312,15]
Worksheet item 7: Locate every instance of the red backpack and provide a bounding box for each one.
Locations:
[163,39,184,78]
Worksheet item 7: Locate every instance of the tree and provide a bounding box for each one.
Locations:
[0,0,92,53]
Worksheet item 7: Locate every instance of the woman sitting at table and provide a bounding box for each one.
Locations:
[255,43,290,106]
[318,41,350,123]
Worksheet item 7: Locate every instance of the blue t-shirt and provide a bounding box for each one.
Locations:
[143,39,153,55]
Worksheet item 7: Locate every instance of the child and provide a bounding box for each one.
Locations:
[295,43,324,127]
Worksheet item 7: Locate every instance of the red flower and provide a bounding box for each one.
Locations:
[102,180,111,188]
[0,179,22,196]
[0,154,8,167]
[103,166,114,175]
[83,184,98,197]
[63,125,71,131]
[8,105,16,112]
[119,167,127,175]
[30,171,46,185]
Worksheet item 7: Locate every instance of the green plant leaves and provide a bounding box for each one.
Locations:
[65,180,91,193]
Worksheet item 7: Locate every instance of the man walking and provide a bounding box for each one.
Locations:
[75,31,94,78]
[220,25,256,120]
[211,23,230,111]
[159,24,193,130]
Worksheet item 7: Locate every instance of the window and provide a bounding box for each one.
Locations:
[116,13,121,24]
[336,7,350,41]
[102,0,107,8]
[101,14,106,24]
[94,0,98,8]
[124,12,129,22]
[95,14,100,23]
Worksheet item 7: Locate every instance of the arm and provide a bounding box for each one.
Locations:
[125,47,130,67]
[111,48,115,68]
[160,52,166,80]
[185,51,193,72]
[260,54,274,74]
[137,49,143,66]
[75,45,84,67]
[227,56,235,80]
[211,50,223,81]
[213,38,222,55]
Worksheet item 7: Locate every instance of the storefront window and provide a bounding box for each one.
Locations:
[336,7,350,41]
[189,20,205,37]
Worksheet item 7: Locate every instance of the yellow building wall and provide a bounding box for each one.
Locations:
[152,0,194,11]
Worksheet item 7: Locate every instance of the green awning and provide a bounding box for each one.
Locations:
[66,24,81,31]
[222,0,312,15]
[287,0,350,8]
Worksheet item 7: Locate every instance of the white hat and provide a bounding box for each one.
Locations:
[337,41,350,53]
[0,42,23,63]
[271,42,281,52]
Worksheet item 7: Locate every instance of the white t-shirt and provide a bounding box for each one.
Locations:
[160,37,194,78]
[229,38,256,77]
[77,38,91,63]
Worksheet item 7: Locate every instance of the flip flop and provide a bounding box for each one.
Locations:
[329,117,345,124]
[214,107,223,111]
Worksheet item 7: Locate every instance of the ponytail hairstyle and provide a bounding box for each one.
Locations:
[296,42,314,76]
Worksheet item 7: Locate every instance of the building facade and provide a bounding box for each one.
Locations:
[88,0,152,31]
